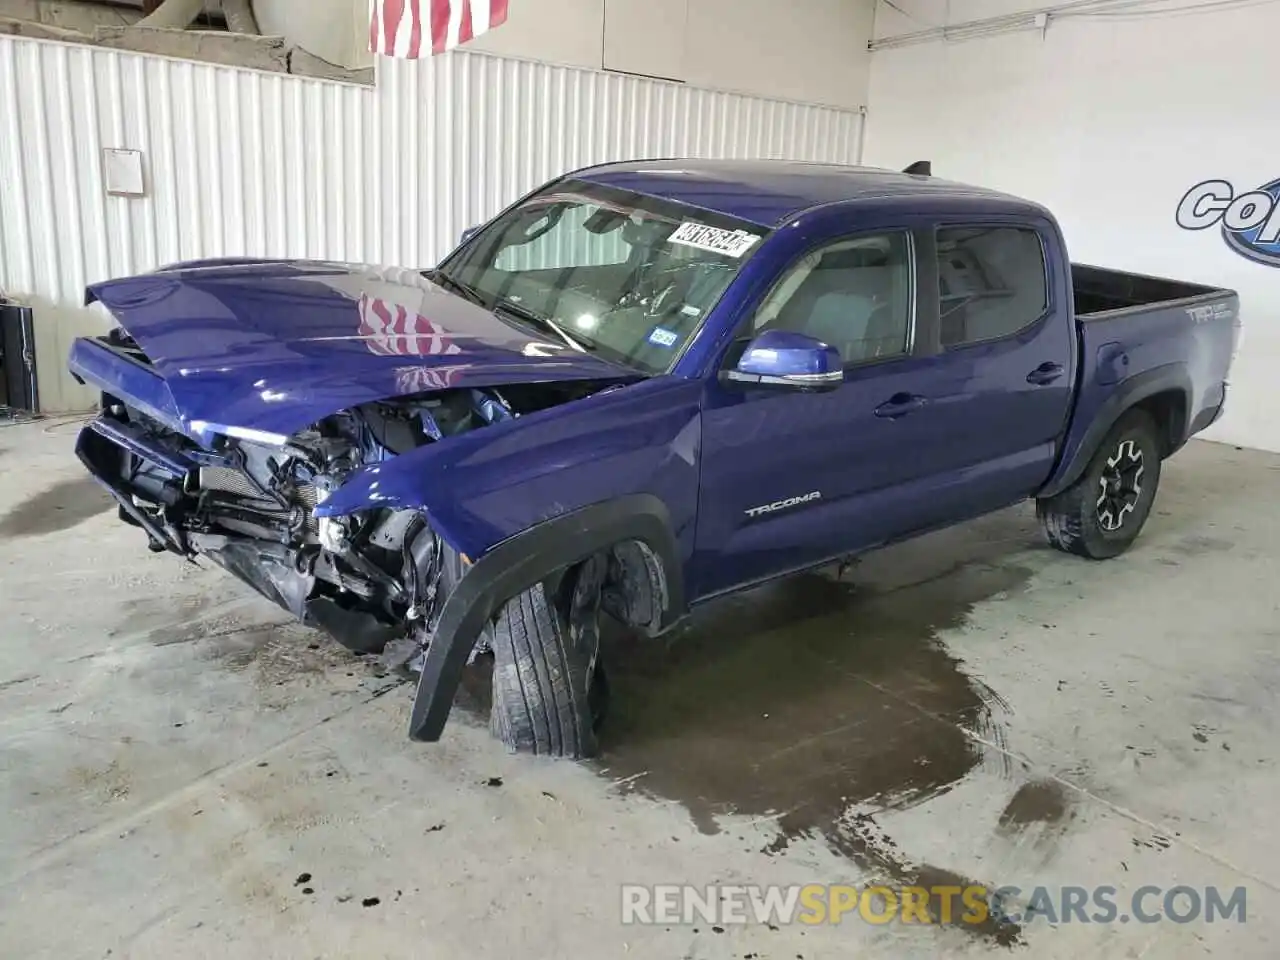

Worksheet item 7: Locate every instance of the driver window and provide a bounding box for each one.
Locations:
[750,232,914,365]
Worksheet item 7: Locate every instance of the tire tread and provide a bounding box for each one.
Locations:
[489,581,596,759]
[1038,409,1161,561]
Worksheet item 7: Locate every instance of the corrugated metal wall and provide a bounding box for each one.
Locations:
[0,35,864,411]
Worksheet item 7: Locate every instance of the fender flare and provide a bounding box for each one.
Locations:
[1038,363,1192,499]
[407,494,685,742]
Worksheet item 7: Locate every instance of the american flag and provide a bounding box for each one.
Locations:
[369,0,510,58]
[357,294,468,394]
[392,363,469,393]
[358,294,464,357]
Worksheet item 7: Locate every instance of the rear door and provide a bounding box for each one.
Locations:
[920,220,1076,506]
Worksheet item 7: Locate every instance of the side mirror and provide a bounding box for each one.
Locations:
[721,330,843,391]
[459,224,481,245]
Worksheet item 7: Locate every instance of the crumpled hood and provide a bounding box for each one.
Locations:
[86,258,635,440]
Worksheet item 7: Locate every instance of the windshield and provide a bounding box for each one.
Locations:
[438,179,768,375]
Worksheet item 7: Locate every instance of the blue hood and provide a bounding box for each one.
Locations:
[85,259,637,439]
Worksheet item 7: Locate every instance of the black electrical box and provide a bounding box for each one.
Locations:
[0,296,40,415]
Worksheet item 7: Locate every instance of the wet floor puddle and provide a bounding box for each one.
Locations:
[595,565,1024,835]
[589,530,1039,944]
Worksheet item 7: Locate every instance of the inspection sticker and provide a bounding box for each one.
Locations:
[647,326,679,347]
[668,221,760,258]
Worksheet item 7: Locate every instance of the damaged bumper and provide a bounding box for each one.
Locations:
[75,410,460,727]
[75,406,686,747]
[76,414,197,557]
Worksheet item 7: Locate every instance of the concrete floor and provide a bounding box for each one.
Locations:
[1,419,1278,959]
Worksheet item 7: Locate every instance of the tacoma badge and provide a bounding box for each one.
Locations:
[744,491,822,518]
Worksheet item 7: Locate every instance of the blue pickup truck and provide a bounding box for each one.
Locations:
[69,159,1240,758]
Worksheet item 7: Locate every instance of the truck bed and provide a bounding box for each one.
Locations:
[1042,263,1240,499]
[1071,263,1222,318]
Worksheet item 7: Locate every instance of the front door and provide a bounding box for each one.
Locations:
[693,229,953,598]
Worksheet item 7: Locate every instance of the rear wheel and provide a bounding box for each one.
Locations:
[1037,409,1162,560]
[489,556,606,759]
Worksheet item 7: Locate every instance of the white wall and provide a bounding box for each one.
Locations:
[464,0,604,72]
[681,0,873,109]
[257,0,876,108]
[252,0,372,68]
[483,0,875,109]
[0,34,864,412]
[865,0,1280,452]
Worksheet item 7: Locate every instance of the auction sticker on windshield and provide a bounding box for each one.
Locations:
[668,222,761,258]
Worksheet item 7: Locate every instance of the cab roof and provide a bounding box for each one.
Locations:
[573,158,1037,228]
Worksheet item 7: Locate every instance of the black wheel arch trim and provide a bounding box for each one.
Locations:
[1039,363,1191,499]
[407,494,686,743]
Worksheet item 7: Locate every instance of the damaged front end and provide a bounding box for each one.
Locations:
[76,337,608,671]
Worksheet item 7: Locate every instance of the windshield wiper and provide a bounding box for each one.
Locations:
[493,297,595,352]
[428,269,596,354]
[426,268,488,307]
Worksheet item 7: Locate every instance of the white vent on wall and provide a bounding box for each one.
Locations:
[102,148,145,198]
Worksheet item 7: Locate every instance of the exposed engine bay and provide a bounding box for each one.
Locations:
[78,339,617,667]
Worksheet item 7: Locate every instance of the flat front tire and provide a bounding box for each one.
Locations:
[489,558,605,759]
[1037,409,1163,560]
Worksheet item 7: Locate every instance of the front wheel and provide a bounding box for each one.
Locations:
[1037,409,1163,560]
[488,557,606,759]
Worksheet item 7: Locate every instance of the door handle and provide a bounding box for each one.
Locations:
[1026,362,1065,385]
[874,392,927,419]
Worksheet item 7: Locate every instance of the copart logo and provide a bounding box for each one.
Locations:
[1176,178,1280,267]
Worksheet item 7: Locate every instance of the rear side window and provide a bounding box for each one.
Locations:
[936,226,1047,347]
